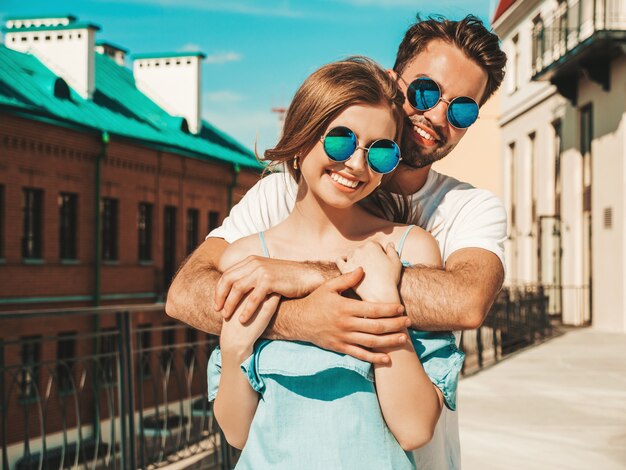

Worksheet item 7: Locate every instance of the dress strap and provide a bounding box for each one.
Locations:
[396,225,415,259]
[258,231,270,258]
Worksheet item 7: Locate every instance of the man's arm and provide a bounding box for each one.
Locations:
[166,237,228,334]
[399,247,504,330]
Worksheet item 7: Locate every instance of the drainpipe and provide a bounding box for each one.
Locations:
[94,131,109,306]
[92,130,108,443]
[227,163,241,210]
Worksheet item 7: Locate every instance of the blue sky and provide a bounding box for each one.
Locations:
[2,0,495,153]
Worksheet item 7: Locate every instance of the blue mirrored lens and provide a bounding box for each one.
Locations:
[367,140,401,174]
[407,78,440,110]
[447,97,479,129]
[324,126,357,161]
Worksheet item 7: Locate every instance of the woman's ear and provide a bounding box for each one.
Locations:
[387,69,398,81]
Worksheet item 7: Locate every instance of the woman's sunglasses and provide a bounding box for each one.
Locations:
[400,76,479,129]
[321,126,402,174]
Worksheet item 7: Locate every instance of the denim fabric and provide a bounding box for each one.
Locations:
[207,333,463,469]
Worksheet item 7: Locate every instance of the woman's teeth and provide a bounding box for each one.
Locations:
[330,172,359,188]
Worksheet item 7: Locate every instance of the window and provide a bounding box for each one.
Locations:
[532,15,544,71]
[57,332,76,393]
[553,120,563,216]
[161,322,176,370]
[508,143,517,233]
[0,185,4,258]
[208,211,220,233]
[138,202,153,261]
[163,206,177,288]
[510,34,519,93]
[59,193,78,259]
[136,324,152,379]
[186,208,199,254]
[22,188,43,259]
[528,132,537,228]
[20,336,41,400]
[99,327,117,385]
[101,198,118,261]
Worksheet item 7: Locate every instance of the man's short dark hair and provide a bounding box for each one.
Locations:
[393,14,507,105]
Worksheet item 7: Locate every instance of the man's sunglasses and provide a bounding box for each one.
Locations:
[400,76,479,129]
[321,126,402,174]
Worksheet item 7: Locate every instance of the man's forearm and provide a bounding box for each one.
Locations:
[400,249,504,331]
[166,258,224,334]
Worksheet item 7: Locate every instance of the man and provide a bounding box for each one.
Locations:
[167,14,507,469]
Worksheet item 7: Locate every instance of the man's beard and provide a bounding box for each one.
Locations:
[401,119,453,169]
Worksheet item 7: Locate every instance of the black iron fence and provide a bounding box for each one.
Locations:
[460,284,560,375]
[0,290,563,469]
[0,305,234,470]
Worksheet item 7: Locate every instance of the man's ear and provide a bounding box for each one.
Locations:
[387,69,398,81]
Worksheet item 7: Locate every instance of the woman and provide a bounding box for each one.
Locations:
[208,57,463,469]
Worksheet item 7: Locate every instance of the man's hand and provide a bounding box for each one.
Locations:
[290,268,410,364]
[215,257,329,323]
[336,241,402,303]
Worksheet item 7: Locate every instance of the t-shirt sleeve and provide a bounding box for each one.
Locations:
[207,172,296,243]
[409,331,465,411]
[207,344,268,402]
[207,347,222,402]
[443,190,507,272]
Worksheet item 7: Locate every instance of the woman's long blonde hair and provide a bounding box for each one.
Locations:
[264,56,411,222]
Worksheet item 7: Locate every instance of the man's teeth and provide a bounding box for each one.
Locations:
[330,172,359,188]
[415,126,435,141]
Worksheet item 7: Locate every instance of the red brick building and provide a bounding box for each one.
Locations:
[0,14,263,310]
[0,16,263,464]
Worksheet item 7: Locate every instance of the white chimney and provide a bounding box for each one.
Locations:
[4,15,99,99]
[96,40,128,67]
[133,52,205,134]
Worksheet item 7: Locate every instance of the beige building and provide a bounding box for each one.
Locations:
[493,0,626,331]
[433,91,503,200]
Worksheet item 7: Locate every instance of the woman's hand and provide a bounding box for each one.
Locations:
[336,241,402,303]
[219,293,281,359]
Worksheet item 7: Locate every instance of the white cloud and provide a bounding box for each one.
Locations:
[203,108,280,154]
[179,42,202,52]
[203,90,245,103]
[204,51,243,64]
[97,0,304,18]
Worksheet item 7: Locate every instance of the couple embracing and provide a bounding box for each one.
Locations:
[167,14,507,470]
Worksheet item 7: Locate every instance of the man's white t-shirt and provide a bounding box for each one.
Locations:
[209,169,507,470]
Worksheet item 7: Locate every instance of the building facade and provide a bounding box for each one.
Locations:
[493,0,626,331]
[0,14,263,311]
[0,15,263,465]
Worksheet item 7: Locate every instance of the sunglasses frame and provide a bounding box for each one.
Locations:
[398,76,480,129]
[320,126,402,175]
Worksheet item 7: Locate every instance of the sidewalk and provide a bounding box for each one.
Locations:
[459,328,626,470]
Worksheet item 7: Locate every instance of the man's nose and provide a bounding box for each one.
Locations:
[423,100,448,128]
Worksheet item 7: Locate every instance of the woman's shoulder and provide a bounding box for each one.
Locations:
[393,224,442,268]
[218,233,266,271]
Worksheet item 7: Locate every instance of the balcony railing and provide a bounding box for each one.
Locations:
[530,0,626,104]
[0,305,238,470]
[0,293,561,469]
[532,0,626,77]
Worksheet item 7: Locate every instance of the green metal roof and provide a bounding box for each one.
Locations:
[4,14,77,22]
[2,22,101,33]
[96,40,129,53]
[0,45,262,170]
[133,52,207,60]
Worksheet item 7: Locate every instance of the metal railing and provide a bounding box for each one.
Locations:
[0,290,564,469]
[460,285,559,375]
[531,0,626,75]
[0,305,236,470]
